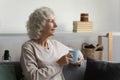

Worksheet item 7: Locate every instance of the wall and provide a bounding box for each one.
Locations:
[0,0,120,33]
[0,34,28,61]
[0,0,120,62]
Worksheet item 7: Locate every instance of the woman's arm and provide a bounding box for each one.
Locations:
[20,45,62,80]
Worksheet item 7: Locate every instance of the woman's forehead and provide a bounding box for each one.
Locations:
[47,15,55,19]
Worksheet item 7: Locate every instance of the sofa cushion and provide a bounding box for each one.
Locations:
[84,58,120,80]
[63,60,86,80]
[0,63,17,80]
[0,62,23,80]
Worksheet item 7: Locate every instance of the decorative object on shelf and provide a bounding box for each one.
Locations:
[81,43,103,61]
[80,13,89,22]
[73,21,93,32]
[2,50,11,62]
[73,13,93,32]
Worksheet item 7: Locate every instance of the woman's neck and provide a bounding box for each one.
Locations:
[35,36,50,49]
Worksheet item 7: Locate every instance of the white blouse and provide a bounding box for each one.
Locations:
[20,39,71,80]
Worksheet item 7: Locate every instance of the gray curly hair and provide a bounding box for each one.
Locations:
[26,7,55,39]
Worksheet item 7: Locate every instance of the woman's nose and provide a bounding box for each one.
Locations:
[54,21,57,28]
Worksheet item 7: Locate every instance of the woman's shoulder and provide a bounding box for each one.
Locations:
[49,39,70,48]
[48,39,62,45]
[22,40,34,48]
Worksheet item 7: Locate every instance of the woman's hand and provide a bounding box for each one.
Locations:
[56,53,73,66]
[75,55,84,66]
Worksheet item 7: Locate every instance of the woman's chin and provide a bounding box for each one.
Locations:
[48,32,55,36]
[47,30,56,36]
[51,33,55,36]
[51,31,56,35]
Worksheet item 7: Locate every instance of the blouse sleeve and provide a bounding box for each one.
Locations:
[53,40,84,59]
[20,43,62,80]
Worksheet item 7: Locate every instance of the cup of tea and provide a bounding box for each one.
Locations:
[69,50,82,64]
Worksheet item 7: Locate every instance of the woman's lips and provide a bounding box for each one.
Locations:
[51,29,56,31]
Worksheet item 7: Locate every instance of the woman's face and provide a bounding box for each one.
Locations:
[41,15,57,36]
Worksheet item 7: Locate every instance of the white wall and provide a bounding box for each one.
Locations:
[0,0,120,33]
[0,0,120,62]
[0,34,29,61]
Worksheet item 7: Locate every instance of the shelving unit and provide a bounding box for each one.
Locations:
[0,33,27,36]
[98,32,113,61]
[0,32,107,36]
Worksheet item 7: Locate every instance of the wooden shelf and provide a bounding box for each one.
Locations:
[98,32,113,61]
[0,33,27,36]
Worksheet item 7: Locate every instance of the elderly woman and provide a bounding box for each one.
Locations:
[20,7,83,80]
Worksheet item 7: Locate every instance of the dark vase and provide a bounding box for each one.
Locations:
[2,50,11,62]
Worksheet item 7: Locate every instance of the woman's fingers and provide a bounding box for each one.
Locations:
[67,57,73,62]
[76,56,83,64]
[57,54,73,66]
[66,53,73,58]
[65,54,73,64]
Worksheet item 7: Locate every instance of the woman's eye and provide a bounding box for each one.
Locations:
[50,20,53,22]
[50,20,54,23]
[47,19,54,22]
